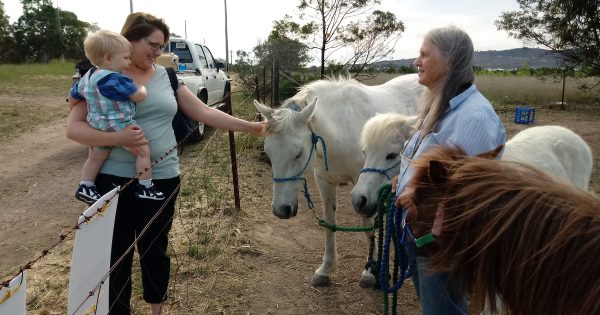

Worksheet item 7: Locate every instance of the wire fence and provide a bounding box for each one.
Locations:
[0,91,265,314]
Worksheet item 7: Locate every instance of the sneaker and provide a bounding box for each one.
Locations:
[75,184,102,205]
[135,184,165,201]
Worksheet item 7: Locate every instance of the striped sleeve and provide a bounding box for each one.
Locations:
[447,112,502,156]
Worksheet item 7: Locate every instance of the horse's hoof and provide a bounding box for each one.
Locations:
[359,273,377,288]
[312,274,332,287]
[358,275,377,289]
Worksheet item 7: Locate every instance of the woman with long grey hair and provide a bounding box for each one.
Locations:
[392,26,506,314]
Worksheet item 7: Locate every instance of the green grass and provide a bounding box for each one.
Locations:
[0,60,74,143]
[0,59,74,78]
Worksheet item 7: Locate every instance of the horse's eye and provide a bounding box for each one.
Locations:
[295,151,303,160]
[386,153,398,160]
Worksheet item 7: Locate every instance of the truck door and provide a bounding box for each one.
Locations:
[195,44,218,105]
[198,44,226,105]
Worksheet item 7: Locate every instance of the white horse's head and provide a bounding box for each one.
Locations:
[254,98,318,219]
[351,113,417,217]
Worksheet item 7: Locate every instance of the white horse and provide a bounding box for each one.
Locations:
[353,114,593,217]
[353,115,593,313]
[254,74,423,287]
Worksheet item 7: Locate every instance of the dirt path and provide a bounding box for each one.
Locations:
[0,119,88,273]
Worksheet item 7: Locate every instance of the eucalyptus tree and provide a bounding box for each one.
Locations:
[277,0,405,78]
[496,0,600,76]
[0,0,17,62]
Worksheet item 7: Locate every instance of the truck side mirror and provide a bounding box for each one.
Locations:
[215,61,225,72]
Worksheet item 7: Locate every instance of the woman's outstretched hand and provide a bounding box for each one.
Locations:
[251,121,268,136]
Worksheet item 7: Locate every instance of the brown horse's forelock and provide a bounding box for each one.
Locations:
[409,146,600,315]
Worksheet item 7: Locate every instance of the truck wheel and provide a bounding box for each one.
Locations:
[186,120,204,143]
[187,92,208,142]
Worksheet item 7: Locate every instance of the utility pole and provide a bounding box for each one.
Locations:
[129,0,133,13]
[224,0,229,72]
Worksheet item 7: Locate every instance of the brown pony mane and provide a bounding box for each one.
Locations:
[406,145,600,315]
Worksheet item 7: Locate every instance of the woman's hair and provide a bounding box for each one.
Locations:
[417,26,475,135]
[120,12,170,43]
[83,30,132,67]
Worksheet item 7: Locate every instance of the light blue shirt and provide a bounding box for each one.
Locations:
[396,84,506,195]
[100,65,180,179]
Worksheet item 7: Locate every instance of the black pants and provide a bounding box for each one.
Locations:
[95,173,180,315]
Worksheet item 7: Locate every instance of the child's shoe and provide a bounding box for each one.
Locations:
[135,184,165,201]
[75,184,102,205]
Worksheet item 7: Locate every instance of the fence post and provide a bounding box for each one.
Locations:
[272,58,280,107]
[254,76,260,103]
[263,66,266,105]
[224,93,241,210]
[561,68,566,110]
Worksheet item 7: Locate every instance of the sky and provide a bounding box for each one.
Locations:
[3,0,527,63]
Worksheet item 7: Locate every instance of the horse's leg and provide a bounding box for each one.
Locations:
[312,174,337,287]
[359,216,377,288]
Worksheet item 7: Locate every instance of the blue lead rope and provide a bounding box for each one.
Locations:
[378,202,416,294]
[360,159,402,180]
[272,130,328,209]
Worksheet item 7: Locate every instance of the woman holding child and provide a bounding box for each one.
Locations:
[66,12,265,315]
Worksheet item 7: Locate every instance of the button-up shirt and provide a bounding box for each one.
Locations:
[396,84,506,195]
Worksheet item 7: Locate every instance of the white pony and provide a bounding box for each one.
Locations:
[352,113,593,218]
[254,74,423,287]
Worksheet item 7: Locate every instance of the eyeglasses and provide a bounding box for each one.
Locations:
[143,38,166,52]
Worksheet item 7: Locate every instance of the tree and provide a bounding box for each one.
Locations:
[278,0,405,78]
[12,0,96,62]
[254,25,311,70]
[60,10,97,60]
[0,0,18,62]
[496,0,600,76]
[13,0,64,62]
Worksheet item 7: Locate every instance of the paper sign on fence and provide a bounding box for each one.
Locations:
[0,271,26,315]
[67,187,119,315]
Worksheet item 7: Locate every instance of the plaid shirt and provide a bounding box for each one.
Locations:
[70,69,138,131]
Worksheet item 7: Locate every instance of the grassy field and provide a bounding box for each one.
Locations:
[357,72,600,107]
[0,60,74,143]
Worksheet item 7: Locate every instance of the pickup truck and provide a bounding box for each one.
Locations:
[160,37,230,141]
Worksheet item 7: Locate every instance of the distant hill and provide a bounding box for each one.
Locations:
[374,48,565,70]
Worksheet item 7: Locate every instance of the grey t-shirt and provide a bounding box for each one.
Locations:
[100,65,180,179]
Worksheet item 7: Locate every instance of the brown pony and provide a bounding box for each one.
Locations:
[401,145,600,315]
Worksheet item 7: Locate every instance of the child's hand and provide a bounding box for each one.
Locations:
[117,125,148,147]
[67,96,83,110]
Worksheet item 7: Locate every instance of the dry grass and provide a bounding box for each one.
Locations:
[476,75,600,106]
[357,72,600,107]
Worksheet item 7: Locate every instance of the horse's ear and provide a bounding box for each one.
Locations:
[477,145,504,160]
[428,160,449,185]
[300,97,317,123]
[254,100,273,121]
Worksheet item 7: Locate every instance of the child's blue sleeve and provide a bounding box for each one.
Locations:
[69,82,84,100]
[97,73,138,101]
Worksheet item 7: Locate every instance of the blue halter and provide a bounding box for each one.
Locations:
[360,159,402,180]
[272,130,328,209]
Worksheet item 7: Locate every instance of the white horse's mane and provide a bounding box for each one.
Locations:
[361,113,417,150]
[267,75,360,133]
